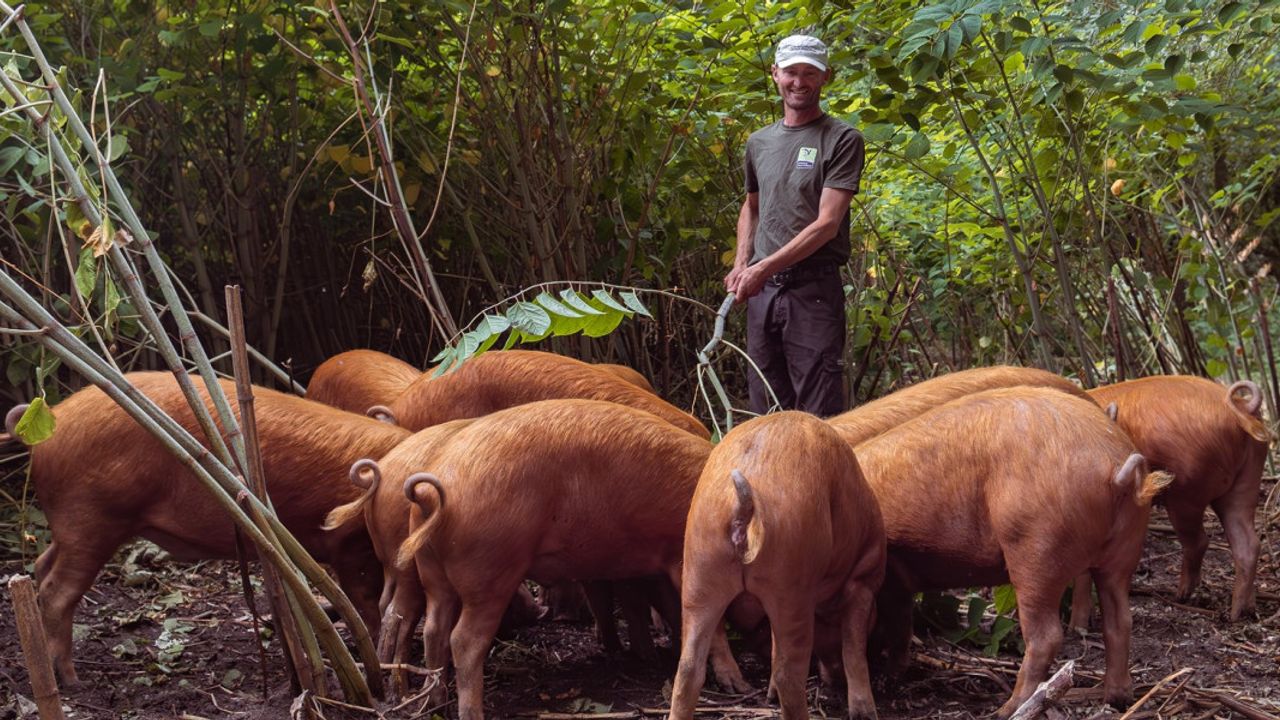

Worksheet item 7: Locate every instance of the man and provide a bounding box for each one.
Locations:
[725,34,866,417]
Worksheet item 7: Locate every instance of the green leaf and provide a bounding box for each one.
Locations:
[862,123,897,143]
[103,276,121,317]
[534,292,583,319]
[993,584,1018,614]
[1206,359,1228,377]
[591,289,632,315]
[14,397,56,445]
[1173,74,1196,91]
[508,301,552,336]
[476,314,512,336]
[107,134,130,163]
[618,291,652,318]
[559,289,604,315]
[0,146,24,176]
[1003,51,1025,75]
[1009,16,1032,33]
[1218,1,1245,26]
[580,299,625,337]
[904,132,931,160]
[74,246,97,299]
[966,596,988,629]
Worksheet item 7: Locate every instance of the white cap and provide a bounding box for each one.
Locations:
[776,35,829,71]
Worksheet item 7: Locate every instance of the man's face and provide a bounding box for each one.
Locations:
[771,62,831,112]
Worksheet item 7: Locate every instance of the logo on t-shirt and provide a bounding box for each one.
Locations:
[795,147,818,169]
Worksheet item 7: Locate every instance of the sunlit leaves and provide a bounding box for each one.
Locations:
[12,397,56,445]
[432,287,649,373]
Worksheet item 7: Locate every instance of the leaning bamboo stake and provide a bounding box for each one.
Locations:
[227,285,323,697]
[8,575,65,720]
[0,291,380,704]
[0,7,381,701]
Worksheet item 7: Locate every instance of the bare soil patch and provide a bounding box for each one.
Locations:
[2,482,1278,720]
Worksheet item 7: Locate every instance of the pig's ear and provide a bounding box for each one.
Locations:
[1105,402,1118,421]
[367,404,398,424]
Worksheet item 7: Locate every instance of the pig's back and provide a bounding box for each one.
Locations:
[421,398,712,580]
[829,365,1088,446]
[390,350,708,437]
[35,371,409,559]
[696,411,881,588]
[306,349,420,413]
[1088,376,1259,485]
[854,387,1135,584]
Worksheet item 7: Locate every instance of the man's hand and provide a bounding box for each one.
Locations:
[728,263,769,302]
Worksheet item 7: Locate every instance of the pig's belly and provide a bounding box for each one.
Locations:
[890,547,1010,591]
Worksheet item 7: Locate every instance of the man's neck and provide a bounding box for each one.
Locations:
[782,106,824,127]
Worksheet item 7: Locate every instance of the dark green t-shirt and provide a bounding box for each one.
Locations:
[744,114,865,266]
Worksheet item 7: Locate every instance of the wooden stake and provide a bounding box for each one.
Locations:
[1009,660,1074,720]
[8,575,66,720]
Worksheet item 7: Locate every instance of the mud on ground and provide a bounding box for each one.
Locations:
[2,482,1278,720]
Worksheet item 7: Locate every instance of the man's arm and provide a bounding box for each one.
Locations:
[730,186,855,301]
[724,193,760,294]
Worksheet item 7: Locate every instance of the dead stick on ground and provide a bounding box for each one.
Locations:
[8,575,66,720]
[1118,667,1195,720]
[1009,660,1075,720]
[1186,687,1280,720]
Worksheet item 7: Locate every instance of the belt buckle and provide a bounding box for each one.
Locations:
[772,270,792,286]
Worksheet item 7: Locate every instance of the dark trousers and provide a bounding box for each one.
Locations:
[746,268,847,417]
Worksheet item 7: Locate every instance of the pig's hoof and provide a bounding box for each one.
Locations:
[713,667,753,695]
[1104,686,1133,710]
[845,704,877,720]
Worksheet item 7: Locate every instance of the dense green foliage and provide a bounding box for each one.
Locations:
[2,0,1278,412]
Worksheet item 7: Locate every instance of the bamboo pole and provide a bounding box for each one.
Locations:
[8,575,66,720]
[226,286,323,697]
[0,290,379,705]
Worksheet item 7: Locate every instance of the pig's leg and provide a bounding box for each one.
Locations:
[668,589,739,719]
[1092,567,1134,708]
[874,568,915,678]
[760,593,816,720]
[418,562,461,707]
[1165,497,1209,603]
[997,583,1063,718]
[1067,573,1093,631]
[583,580,624,653]
[37,533,127,687]
[1213,457,1262,621]
[615,578,658,660]
[839,581,878,720]
[384,576,427,697]
[450,589,515,720]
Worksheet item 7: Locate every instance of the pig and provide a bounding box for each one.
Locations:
[594,362,657,394]
[395,399,749,720]
[321,416,550,695]
[849,387,1169,718]
[669,412,886,720]
[306,349,420,415]
[17,371,411,686]
[1085,376,1271,621]
[375,350,708,438]
[827,365,1092,446]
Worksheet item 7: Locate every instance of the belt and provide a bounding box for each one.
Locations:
[767,263,839,287]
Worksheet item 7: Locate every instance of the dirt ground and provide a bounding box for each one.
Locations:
[2,484,1278,720]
